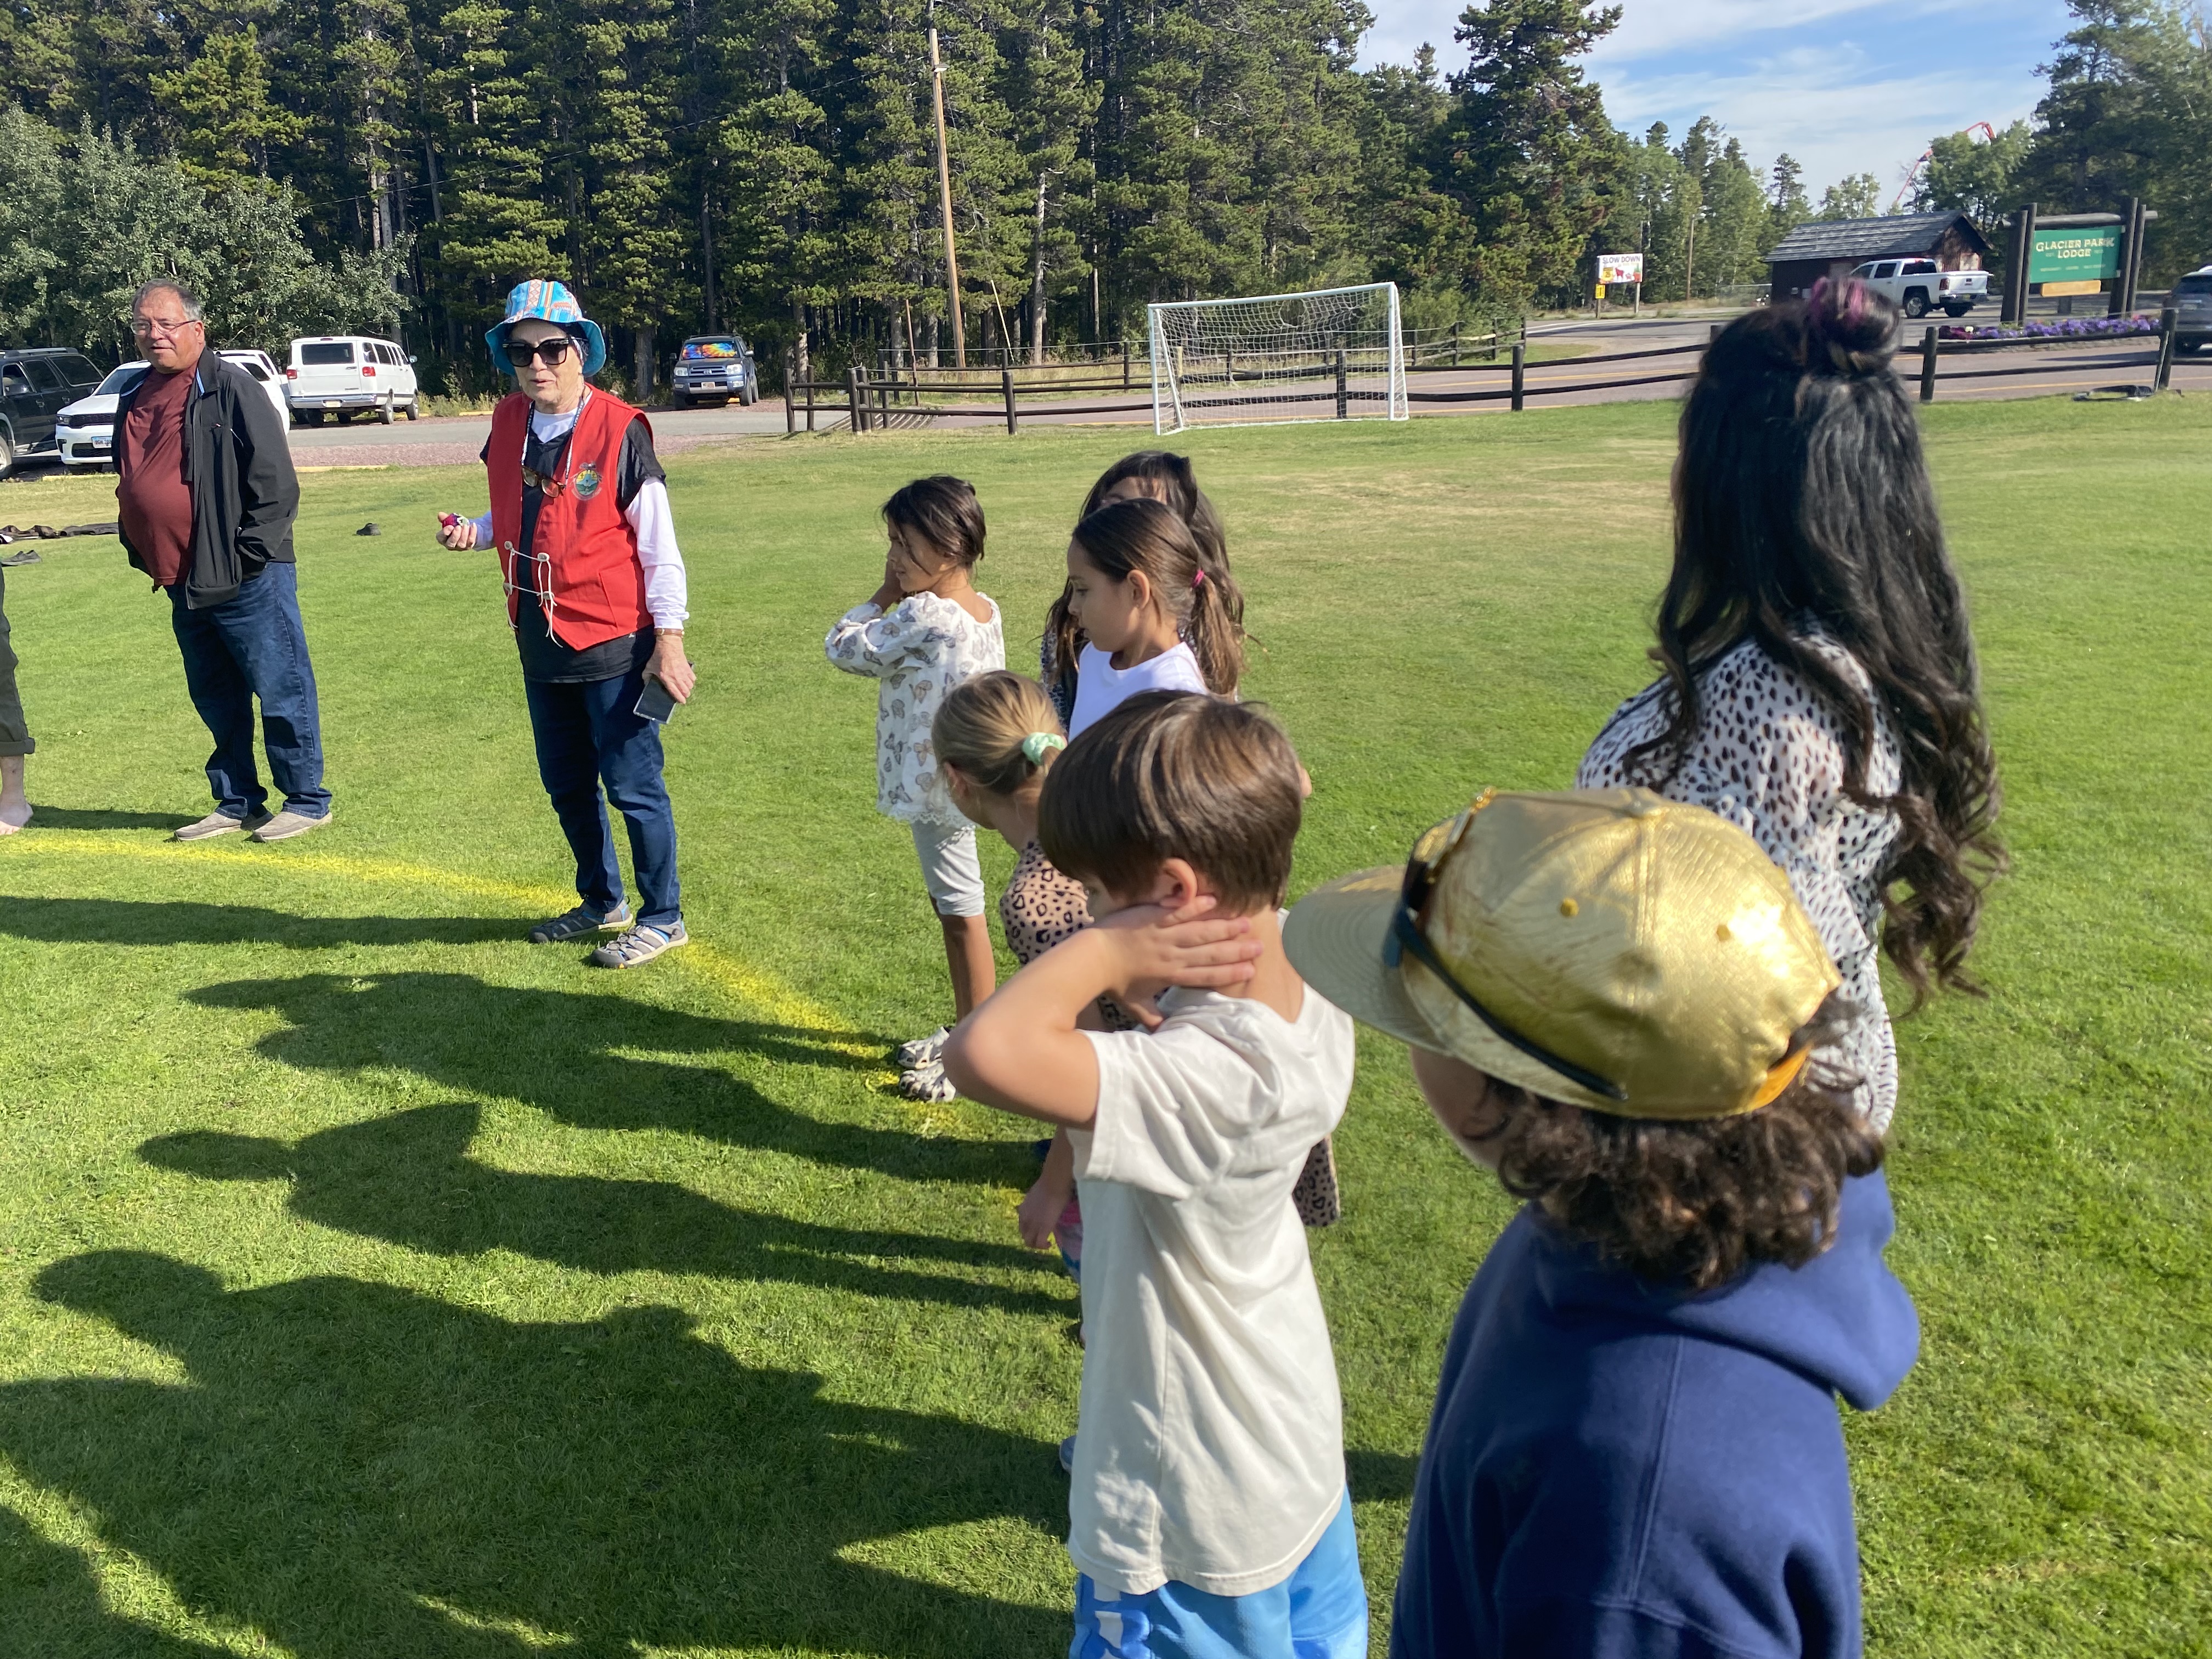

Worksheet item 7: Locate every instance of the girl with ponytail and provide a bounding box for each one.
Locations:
[928,669,1137,1278]
[1578,278,2004,1135]
[1061,497,1246,739]
[1043,452,1240,724]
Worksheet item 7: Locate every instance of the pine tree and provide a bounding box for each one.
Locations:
[1766,153,1810,250]
[707,0,840,376]
[1431,0,1626,317]
[562,0,693,392]
[152,27,307,185]
[421,0,568,367]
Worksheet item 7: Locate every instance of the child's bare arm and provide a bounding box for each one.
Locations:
[944,903,1260,1126]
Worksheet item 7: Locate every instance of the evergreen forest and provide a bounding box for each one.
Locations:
[0,0,2204,388]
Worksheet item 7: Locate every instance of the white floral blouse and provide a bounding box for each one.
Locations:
[1577,631,1905,1133]
[825,591,1005,826]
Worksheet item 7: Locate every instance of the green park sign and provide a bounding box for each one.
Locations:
[2029,225,2121,284]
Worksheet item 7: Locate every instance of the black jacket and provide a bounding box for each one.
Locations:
[117,354,300,609]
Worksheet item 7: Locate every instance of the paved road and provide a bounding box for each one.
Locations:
[287,400,789,470]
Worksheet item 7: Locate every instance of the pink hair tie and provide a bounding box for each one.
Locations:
[1192,569,1207,590]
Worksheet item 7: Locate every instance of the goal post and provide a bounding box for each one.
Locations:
[1147,282,1408,434]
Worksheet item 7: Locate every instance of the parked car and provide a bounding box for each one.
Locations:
[56,349,291,471]
[672,335,759,405]
[0,347,105,476]
[1847,257,1988,319]
[286,335,420,424]
[2172,266,2212,352]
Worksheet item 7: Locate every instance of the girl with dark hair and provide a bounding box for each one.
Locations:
[826,476,1006,1090]
[1062,498,1246,740]
[1577,279,2004,1133]
[1043,452,1238,723]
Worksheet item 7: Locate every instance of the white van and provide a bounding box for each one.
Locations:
[286,336,420,424]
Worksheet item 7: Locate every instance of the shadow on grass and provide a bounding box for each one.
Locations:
[0,1506,230,1658]
[140,1103,1073,1318]
[185,971,1019,1187]
[0,895,523,949]
[20,806,187,832]
[0,1250,1069,1658]
[1345,1448,1420,1505]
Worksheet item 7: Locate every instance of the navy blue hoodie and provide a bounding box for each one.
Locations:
[1390,1171,1918,1659]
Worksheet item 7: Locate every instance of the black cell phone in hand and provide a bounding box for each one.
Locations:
[635,675,679,724]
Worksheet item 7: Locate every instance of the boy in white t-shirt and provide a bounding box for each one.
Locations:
[946,689,1367,1659]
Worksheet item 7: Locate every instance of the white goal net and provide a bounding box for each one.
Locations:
[1147,283,1407,433]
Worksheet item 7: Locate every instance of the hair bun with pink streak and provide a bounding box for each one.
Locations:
[1804,278,1898,378]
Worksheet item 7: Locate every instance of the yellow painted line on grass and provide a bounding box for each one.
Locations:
[4,831,892,1069]
[0,1453,298,1657]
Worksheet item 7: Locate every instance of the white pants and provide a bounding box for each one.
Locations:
[911,819,986,917]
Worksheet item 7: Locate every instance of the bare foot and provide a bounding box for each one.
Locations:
[0,801,27,834]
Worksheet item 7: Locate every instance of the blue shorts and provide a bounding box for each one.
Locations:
[1070,1488,1367,1659]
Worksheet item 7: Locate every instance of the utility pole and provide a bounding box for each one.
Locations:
[929,21,967,368]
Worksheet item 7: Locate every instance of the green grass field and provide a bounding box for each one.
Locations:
[0,396,2206,1657]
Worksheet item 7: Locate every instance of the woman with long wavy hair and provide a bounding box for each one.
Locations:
[1577,278,2004,1133]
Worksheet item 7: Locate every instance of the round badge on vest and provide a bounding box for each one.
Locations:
[573,462,602,500]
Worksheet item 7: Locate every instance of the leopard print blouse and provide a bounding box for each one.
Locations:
[1577,630,1904,1133]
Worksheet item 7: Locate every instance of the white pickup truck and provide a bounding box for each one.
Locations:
[1846,258,1988,319]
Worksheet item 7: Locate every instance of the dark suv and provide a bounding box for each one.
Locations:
[0,347,105,476]
[672,335,759,407]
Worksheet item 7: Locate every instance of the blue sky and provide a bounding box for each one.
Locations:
[1357,0,2078,204]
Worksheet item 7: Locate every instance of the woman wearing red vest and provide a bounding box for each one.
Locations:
[436,280,697,967]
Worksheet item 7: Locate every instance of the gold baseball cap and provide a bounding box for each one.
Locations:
[1284,787,1841,1120]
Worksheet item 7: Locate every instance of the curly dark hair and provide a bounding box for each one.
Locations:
[1490,1022,1884,1293]
[1632,278,2004,1007]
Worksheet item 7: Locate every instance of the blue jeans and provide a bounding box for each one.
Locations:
[167,563,330,820]
[1071,1490,1367,1659]
[522,664,681,930]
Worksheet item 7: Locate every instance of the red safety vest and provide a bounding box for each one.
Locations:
[487,388,653,651]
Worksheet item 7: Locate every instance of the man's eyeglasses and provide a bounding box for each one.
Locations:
[1386,790,1629,1103]
[131,317,200,337]
[507,337,577,366]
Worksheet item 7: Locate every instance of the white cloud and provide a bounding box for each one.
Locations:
[1602,57,2043,197]
[1355,0,2057,196]
[1589,0,2001,64]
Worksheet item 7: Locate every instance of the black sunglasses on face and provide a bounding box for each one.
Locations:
[507,336,577,366]
[1386,792,1629,1103]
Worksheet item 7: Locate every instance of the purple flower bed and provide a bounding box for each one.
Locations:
[1938,316,2160,343]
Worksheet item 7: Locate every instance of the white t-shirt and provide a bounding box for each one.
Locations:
[1068,640,1209,739]
[1066,981,1356,1597]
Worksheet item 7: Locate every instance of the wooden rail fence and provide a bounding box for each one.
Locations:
[781,314,2187,435]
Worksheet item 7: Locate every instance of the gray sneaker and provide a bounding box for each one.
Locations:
[589,921,688,968]
[174,810,271,842]
[251,808,335,843]
[897,1026,951,1068]
[531,902,634,944]
[899,1059,959,1102]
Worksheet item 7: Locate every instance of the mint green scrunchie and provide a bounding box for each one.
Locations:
[1020,731,1067,765]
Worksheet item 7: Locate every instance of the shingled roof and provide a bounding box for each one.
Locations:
[1764,211,1991,266]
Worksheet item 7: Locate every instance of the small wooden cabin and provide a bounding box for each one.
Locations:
[1764,212,1993,301]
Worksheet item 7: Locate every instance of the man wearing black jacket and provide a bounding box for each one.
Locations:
[116,280,332,842]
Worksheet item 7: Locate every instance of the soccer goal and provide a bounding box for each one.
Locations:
[1147,282,1408,433]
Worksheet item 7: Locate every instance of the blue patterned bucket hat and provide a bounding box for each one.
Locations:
[486,279,607,377]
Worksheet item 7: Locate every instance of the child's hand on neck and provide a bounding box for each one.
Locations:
[1091,860,1304,1024]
